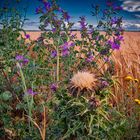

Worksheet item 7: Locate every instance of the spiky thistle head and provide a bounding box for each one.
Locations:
[69,71,98,96]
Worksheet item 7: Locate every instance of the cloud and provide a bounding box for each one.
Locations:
[72,22,81,30]
[122,20,140,30]
[23,21,40,30]
[134,14,140,18]
[120,0,140,12]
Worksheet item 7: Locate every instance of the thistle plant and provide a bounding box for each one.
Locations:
[69,71,98,97]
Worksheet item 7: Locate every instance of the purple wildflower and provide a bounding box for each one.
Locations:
[70,42,75,47]
[96,36,100,41]
[16,55,24,61]
[111,17,119,24]
[86,52,94,62]
[61,42,70,57]
[44,1,51,11]
[101,81,109,88]
[62,42,69,49]
[23,58,29,64]
[79,16,87,30]
[35,7,42,14]
[104,57,109,62]
[108,40,120,50]
[62,49,70,56]
[25,34,30,39]
[15,55,29,66]
[116,35,124,41]
[62,12,70,21]
[27,88,37,96]
[50,83,58,92]
[70,34,76,39]
[51,50,57,58]
[52,28,57,33]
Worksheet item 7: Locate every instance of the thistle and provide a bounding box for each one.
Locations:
[69,71,98,96]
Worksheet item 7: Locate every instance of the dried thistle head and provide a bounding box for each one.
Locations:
[69,71,98,96]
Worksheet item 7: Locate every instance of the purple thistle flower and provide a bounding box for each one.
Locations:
[51,50,57,58]
[27,88,37,96]
[50,83,58,92]
[16,55,24,61]
[25,34,30,39]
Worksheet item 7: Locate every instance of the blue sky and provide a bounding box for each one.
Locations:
[0,0,140,31]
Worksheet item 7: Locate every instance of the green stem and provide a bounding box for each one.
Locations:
[56,40,60,82]
[16,62,32,133]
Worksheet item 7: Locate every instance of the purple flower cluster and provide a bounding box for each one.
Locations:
[43,1,51,11]
[51,50,57,58]
[116,35,124,41]
[50,42,75,58]
[16,55,29,66]
[35,6,43,14]
[36,1,51,14]
[86,52,94,62]
[101,81,109,87]
[104,57,109,62]
[79,16,87,30]
[27,88,37,96]
[107,40,120,50]
[50,83,58,92]
[52,27,57,33]
[25,34,30,39]
[61,42,70,57]
[107,35,123,50]
[106,1,122,11]
[61,42,75,57]
[111,17,119,25]
[62,11,70,21]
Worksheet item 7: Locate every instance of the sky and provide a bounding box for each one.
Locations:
[0,0,140,31]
